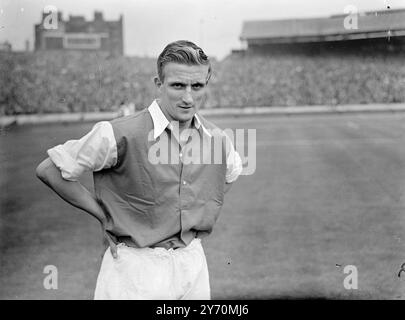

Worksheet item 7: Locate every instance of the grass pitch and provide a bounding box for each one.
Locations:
[1,112,405,299]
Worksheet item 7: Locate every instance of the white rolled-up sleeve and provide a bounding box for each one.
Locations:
[47,121,117,181]
[224,133,243,184]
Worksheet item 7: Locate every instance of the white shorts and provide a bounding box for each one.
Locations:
[94,238,210,300]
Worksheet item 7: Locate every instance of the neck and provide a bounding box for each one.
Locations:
[178,119,192,132]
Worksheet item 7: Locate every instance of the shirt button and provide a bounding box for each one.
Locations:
[179,153,183,158]
[182,180,187,185]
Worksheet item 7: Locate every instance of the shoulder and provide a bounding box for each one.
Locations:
[110,108,151,128]
[196,113,225,137]
[197,113,234,143]
[196,113,220,130]
[110,108,153,137]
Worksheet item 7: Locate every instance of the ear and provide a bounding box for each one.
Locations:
[154,76,162,89]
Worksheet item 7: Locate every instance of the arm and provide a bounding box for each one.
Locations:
[36,157,104,223]
[36,157,118,258]
[36,121,118,257]
[224,133,243,193]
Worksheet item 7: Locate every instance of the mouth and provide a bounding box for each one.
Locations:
[178,105,193,110]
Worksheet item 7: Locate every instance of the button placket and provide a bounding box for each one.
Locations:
[178,128,196,234]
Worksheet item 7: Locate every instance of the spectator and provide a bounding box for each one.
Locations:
[1,50,404,115]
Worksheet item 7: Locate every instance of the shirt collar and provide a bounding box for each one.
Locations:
[148,100,170,140]
[148,100,212,139]
[193,113,212,138]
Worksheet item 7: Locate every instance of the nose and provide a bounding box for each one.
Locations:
[182,87,194,105]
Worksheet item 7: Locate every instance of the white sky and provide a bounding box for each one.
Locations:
[0,0,404,59]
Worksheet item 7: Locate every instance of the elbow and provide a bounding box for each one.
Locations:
[36,164,47,183]
[36,159,51,183]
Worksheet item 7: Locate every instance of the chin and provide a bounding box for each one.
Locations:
[177,115,193,123]
[177,111,195,121]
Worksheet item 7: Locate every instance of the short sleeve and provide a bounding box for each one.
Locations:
[47,121,117,181]
[224,133,243,183]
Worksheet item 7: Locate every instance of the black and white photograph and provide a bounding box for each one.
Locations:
[1,0,405,302]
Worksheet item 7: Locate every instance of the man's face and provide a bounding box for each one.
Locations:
[154,62,209,125]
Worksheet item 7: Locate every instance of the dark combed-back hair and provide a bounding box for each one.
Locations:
[157,40,211,82]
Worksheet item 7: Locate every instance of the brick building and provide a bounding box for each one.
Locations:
[35,10,123,56]
[0,41,12,52]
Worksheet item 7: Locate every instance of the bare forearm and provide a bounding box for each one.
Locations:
[36,158,104,223]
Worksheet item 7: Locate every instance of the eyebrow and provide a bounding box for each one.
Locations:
[168,81,206,86]
[191,82,206,86]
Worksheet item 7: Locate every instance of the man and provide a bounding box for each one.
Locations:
[36,40,243,299]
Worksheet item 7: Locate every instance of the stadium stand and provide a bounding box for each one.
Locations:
[240,9,405,54]
[208,53,405,108]
[1,9,404,115]
[1,49,405,115]
[0,51,156,115]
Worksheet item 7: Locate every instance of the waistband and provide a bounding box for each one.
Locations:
[114,231,198,250]
[116,237,201,251]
